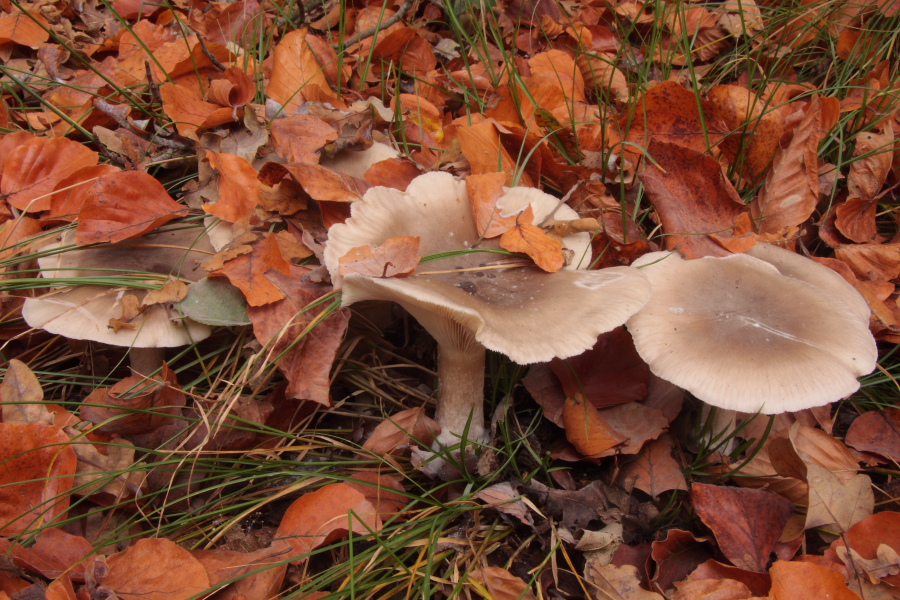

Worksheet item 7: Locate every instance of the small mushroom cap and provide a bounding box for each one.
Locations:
[23,285,212,347]
[23,226,214,348]
[626,251,878,413]
[319,142,400,180]
[326,172,651,363]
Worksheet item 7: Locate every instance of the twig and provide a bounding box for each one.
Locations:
[92,98,194,151]
[334,0,414,49]
[196,35,227,72]
[144,61,164,108]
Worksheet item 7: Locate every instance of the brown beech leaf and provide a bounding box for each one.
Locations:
[467,171,519,238]
[704,84,784,180]
[835,242,900,281]
[203,151,261,223]
[591,402,669,456]
[789,423,859,482]
[469,567,537,600]
[500,214,565,272]
[847,124,893,200]
[362,406,440,454]
[270,115,338,164]
[211,233,292,306]
[751,95,840,234]
[691,483,793,572]
[0,423,77,535]
[457,121,533,186]
[80,366,185,435]
[830,512,900,587]
[283,162,370,202]
[650,529,715,595]
[339,236,421,278]
[562,393,624,456]
[2,137,98,212]
[267,29,337,116]
[207,66,255,108]
[835,198,878,244]
[248,264,349,403]
[192,546,286,599]
[44,164,121,224]
[8,528,94,580]
[769,560,860,600]
[159,83,237,137]
[671,577,753,600]
[805,464,874,533]
[75,171,189,245]
[585,562,665,600]
[274,483,382,564]
[474,481,534,526]
[362,158,422,190]
[1,359,54,425]
[626,81,714,155]
[846,407,900,460]
[102,538,210,600]
[639,139,746,259]
[620,434,687,497]
[0,9,50,48]
[343,472,407,518]
[551,326,649,408]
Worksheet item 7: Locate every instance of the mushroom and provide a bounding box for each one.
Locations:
[324,172,651,447]
[625,244,878,414]
[22,226,215,375]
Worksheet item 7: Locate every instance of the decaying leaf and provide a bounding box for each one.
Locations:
[469,567,538,600]
[499,213,565,272]
[845,407,900,460]
[339,236,421,278]
[102,538,211,600]
[363,406,440,454]
[804,463,874,533]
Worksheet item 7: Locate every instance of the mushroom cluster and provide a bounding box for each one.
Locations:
[324,172,652,447]
[23,226,215,375]
[625,244,878,413]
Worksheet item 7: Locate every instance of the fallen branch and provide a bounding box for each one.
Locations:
[334,0,414,49]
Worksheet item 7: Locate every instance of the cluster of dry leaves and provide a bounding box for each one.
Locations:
[2,0,900,595]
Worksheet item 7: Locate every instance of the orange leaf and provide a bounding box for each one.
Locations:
[363,158,422,190]
[207,66,255,108]
[270,115,338,164]
[203,151,261,223]
[1,137,98,212]
[625,81,714,156]
[275,483,382,564]
[362,406,440,454]
[75,171,189,245]
[7,528,94,580]
[619,434,687,496]
[102,538,211,600]
[339,236,421,278]
[267,29,336,116]
[770,560,861,600]
[248,264,349,403]
[160,83,237,137]
[835,198,878,244]
[467,172,519,238]
[457,120,523,184]
[80,366,185,435]
[562,393,623,456]
[639,139,746,259]
[847,124,894,200]
[0,10,50,48]
[0,423,77,535]
[499,215,564,272]
[283,162,370,202]
[211,233,292,306]
[44,164,121,225]
[469,567,538,600]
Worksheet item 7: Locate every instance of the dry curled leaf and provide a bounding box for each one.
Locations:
[339,236,421,278]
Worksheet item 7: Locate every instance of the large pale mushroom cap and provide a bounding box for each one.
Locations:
[324,172,651,364]
[23,227,214,348]
[319,141,400,180]
[625,249,878,413]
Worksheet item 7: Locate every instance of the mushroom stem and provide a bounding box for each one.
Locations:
[129,347,166,376]
[435,344,488,446]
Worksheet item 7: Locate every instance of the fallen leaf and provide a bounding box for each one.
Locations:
[563,393,624,456]
[274,483,382,564]
[44,164,121,224]
[7,528,93,580]
[835,242,900,281]
[248,264,349,403]
[805,463,874,533]
[830,512,900,586]
[362,406,440,454]
[210,233,292,306]
[751,96,840,234]
[500,214,565,272]
[639,139,746,259]
[474,482,535,526]
[339,236,421,278]
[585,562,665,600]
[2,137,98,212]
[0,9,50,48]
[671,577,754,600]
[835,544,900,585]
[769,560,860,600]
[267,29,337,116]
[457,120,531,186]
[847,123,893,199]
[270,115,339,164]
[343,472,407,518]
[650,529,715,595]
[845,407,900,460]
[67,434,145,499]
[202,151,262,223]
[0,423,77,535]
[207,66,255,108]
[80,366,185,435]
[691,483,793,572]
[283,162,370,202]
[75,171,190,244]
[835,198,879,244]
[160,83,238,137]
[469,567,537,600]
[619,434,687,496]
[193,546,287,599]
[467,172,520,238]
[1,359,54,425]
[625,81,714,155]
[102,538,211,600]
